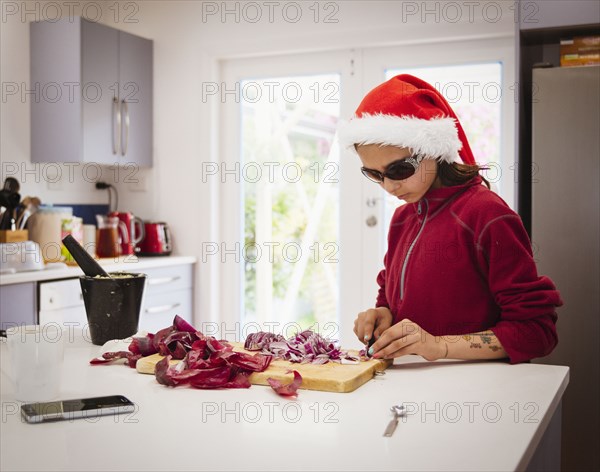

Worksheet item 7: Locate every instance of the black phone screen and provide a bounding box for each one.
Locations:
[21,395,134,422]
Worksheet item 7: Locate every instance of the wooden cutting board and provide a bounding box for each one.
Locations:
[136,343,391,393]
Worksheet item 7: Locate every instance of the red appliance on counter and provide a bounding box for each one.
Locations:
[136,221,172,256]
[109,211,145,256]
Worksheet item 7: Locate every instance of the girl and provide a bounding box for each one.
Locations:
[338,74,561,364]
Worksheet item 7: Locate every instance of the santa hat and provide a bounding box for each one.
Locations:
[338,74,476,165]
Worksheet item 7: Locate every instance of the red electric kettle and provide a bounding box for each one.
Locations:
[108,211,145,256]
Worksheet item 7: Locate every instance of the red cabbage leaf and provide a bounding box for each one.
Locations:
[267,371,303,397]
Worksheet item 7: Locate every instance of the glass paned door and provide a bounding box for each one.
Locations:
[219,51,363,344]
[240,74,340,330]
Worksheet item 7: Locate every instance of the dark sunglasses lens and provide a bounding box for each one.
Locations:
[385,161,418,181]
[361,168,383,183]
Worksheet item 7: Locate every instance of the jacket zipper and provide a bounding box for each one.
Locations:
[399,198,429,300]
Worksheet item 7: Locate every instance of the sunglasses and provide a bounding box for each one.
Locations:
[360,155,425,184]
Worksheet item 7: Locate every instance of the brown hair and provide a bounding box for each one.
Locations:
[437,161,491,189]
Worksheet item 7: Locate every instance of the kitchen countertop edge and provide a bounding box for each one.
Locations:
[0,256,197,286]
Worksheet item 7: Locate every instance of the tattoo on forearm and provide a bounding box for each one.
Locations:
[466,331,502,352]
[478,331,494,343]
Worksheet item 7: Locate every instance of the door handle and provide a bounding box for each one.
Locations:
[121,99,129,156]
[366,215,378,227]
[144,303,181,314]
[147,276,181,286]
[366,197,385,207]
[112,97,121,155]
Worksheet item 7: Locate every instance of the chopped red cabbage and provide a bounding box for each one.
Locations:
[91,315,200,367]
[267,371,302,397]
[244,331,359,365]
[90,316,363,395]
[155,355,177,386]
[156,337,271,389]
[89,350,141,368]
[91,315,273,391]
[173,315,197,333]
[244,331,285,350]
[128,334,157,357]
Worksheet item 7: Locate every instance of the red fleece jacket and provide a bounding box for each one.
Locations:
[376,176,561,363]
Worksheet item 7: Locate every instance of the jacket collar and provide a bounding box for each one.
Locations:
[413,176,483,216]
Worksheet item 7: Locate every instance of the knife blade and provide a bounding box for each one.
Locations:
[383,417,399,437]
[365,332,377,358]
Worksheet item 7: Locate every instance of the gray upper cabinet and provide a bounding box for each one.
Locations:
[118,30,153,167]
[81,20,120,165]
[30,17,153,167]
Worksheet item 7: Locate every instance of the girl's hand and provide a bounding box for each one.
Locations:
[371,318,446,361]
[353,307,393,346]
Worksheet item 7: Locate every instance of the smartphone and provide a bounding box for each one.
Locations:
[21,395,135,423]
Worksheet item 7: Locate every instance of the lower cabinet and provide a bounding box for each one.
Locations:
[139,288,193,333]
[34,263,193,335]
[39,278,87,327]
[138,265,193,333]
[0,282,37,330]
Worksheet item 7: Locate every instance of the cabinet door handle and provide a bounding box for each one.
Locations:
[145,303,181,314]
[113,96,121,155]
[121,99,129,156]
[147,276,181,286]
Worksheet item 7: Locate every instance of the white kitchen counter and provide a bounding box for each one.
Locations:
[0,256,197,285]
[0,333,569,472]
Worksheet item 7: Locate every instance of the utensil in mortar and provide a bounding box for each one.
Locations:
[62,234,110,278]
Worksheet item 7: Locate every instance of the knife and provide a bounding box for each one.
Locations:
[383,405,405,437]
[366,333,376,358]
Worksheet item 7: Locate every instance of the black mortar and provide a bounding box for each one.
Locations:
[80,272,146,345]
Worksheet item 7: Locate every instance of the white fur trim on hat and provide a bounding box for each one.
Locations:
[337,113,462,163]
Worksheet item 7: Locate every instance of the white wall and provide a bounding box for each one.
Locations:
[1,0,516,324]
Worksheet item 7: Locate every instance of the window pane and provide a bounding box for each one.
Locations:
[240,75,341,330]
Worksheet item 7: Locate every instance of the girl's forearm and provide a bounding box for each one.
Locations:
[441,330,507,360]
